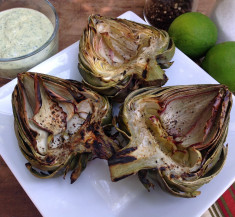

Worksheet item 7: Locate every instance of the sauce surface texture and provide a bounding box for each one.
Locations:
[0,8,53,58]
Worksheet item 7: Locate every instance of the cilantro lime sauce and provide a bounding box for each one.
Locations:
[0,8,53,58]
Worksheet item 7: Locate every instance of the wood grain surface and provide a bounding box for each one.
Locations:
[0,0,216,216]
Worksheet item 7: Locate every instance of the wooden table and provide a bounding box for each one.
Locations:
[0,0,216,216]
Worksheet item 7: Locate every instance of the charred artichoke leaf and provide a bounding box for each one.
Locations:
[12,72,119,183]
[108,84,232,197]
[78,14,175,101]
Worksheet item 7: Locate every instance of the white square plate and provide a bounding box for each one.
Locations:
[0,11,234,217]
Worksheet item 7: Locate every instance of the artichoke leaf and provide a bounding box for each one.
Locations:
[33,77,67,136]
[78,15,175,101]
[12,72,119,183]
[108,84,232,197]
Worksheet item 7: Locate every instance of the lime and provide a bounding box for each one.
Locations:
[201,41,235,92]
[168,12,218,59]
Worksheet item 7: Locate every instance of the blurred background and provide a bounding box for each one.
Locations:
[50,0,216,51]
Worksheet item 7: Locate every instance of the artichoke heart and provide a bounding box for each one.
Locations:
[12,72,119,183]
[108,84,232,197]
[78,14,175,101]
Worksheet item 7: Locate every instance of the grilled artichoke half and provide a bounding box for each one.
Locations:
[12,72,119,183]
[78,15,175,102]
[108,84,232,197]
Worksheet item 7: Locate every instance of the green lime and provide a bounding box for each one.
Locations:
[201,41,235,92]
[168,12,218,59]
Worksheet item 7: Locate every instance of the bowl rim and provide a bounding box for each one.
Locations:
[0,0,59,62]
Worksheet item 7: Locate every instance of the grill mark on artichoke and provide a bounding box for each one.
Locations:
[78,14,175,101]
[45,156,55,164]
[113,147,137,157]
[85,141,90,149]
[142,55,150,79]
[108,156,137,166]
[72,92,86,104]
[109,84,232,197]
[122,70,127,76]
[13,72,119,183]
[93,140,103,156]
[113,173,134,182]
[76,86,84,92]
[80,130,85,140]
[87,123,94,132]
[142,69,148,79]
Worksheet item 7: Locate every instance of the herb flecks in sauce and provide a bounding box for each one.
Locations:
[0,8,53,58]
